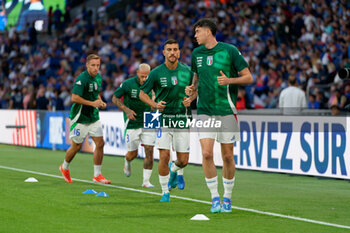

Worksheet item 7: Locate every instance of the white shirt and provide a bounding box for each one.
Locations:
[279,86,307,115]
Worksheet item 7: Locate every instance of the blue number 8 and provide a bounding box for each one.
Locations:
[126,134,129,143]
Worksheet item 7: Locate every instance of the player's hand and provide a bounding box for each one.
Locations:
[182,97,191,107]
[185,85,194,96]
[92,99,103,108]
[126,109,137,120]
[155,101,166,112]
[100,102,107,109]
[217,71,230,85]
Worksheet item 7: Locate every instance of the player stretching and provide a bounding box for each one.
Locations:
[112,63,156,188]
[139,39,196,202]
[59,54,110,184]
[188,18,253,212]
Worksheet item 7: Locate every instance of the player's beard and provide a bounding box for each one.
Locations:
[89,70,98,77]
[168,55,178,64]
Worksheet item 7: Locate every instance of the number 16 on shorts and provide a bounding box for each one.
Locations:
[73,128,80,136]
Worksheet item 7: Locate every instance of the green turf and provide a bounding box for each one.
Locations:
[0,144,349,233]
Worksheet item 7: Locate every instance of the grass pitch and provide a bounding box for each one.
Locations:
[0,144,349,233]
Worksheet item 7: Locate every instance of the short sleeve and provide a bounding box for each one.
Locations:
[113,82,127,98]
[229,45,249,72]
[140,71,155,93]
[72,76,85,97]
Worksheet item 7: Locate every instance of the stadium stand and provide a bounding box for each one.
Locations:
[0,0,349,112]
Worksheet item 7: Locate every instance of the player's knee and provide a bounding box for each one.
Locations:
[144,147,154,158]
[177,160,188,168]
[202,150,213,161]
[95,139,104,149]
[159,155,169,165]
[72,142,82,152]
[76,143,82,151]
[222,154,234,164]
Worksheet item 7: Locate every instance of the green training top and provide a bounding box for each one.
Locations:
[191,42,249,115]
[114,76,152,129]
[69,70,101,125]
[140,62,193,128]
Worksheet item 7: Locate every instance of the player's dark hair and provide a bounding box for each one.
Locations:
[193,18,217,36]
[163,39,179,49]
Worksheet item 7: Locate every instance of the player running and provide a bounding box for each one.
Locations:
[59,54,111,184]
[112,63,156,188]
[139,39,196,202]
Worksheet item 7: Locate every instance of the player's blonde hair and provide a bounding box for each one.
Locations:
[86,54,100,63]
[138,63,151,72]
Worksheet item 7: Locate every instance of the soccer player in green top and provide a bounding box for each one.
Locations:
[188,18,253,213]
[59,54,111,184]
[139,39,196,202]
[112,63,156,188]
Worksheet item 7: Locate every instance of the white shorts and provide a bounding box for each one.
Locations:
[126,128,156,151]
[69,120,103,144]
[197,115,240,144]
[156,128,190,153]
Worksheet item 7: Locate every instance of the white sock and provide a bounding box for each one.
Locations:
[177,168,184,175]
[223,177,235,199]
[170,163,181,173]
[159,174,170,194]
[125,158,131,166]
[205,176,220,199]
[94,165,101,177]
[143,169,152,184]
[62,160,70,170]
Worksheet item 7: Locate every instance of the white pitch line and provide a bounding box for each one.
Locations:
[1,165,349,230]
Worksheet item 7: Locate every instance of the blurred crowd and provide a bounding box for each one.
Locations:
[0,0,349,113]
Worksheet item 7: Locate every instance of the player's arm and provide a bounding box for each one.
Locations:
[139,90,166,111]
[72,94,104,108]
[112,95,136,120]
[183,73,198,107]
[150,90,156,111]
[217,68,253,86]
[185,73,198,96]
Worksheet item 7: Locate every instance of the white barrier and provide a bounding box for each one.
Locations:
[0,110,37,147]
[99,112,350,180]
[0,110,348,180]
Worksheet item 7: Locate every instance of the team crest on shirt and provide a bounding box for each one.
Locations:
[94,82,98,90]
[207,56,213,66]
[171,76,177,85]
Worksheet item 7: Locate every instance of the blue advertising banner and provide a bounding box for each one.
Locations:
[37,111,70,150]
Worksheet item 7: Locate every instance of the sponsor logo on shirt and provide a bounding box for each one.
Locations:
[171,76,177,85]
[89,83,93,92]
[160,77,167,87]
[197,57,203,68]
[131,89,138,98]
[207,56,213,66]
[76,80,81,85]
